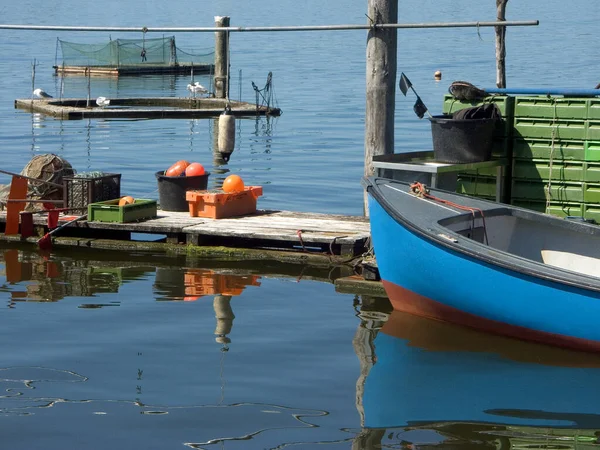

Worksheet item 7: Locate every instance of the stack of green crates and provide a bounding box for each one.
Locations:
[510,96,600,222]
[441,94,514,201]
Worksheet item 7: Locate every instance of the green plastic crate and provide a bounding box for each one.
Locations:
[584,204,600,223]
[88,198,157,223]
[442,94,513,117]
[513,118,587,141]
[512,159,585,182]
[589,99,600,120]
[511,199,584,218]
[456,176,498,198]
[588,121,600,141]
[511,180,584,203]
[512,139,588,161]
[513,96,588,120]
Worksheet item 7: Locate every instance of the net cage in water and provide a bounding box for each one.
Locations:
[56,36,214,68]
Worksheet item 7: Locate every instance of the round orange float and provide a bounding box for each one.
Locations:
[165,160,190,177]
[185,162,206,177]
[222,174,245,193]
[118,196,135,206]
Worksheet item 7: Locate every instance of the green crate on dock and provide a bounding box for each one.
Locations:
[511,199,583,218]
[584,162,600,182]
[456,176,498,198]
[443,94,513,117]
[584,204,600,223]
[512,159,585,182]
[511,180,585,203]
[513,118,588,141]
[512,139,599,161]
[513,96,588,120]
[88,198,157,223]
[589,99,600,120]
[588,121,600,141]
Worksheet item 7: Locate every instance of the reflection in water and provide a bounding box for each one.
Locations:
[355,305,600,449]
[0,364,329,446]
[0,249,153,305]
[154,267,261,346]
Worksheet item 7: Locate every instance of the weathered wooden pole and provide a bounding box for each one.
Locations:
[495,0,508,88]
[364,0,398,214]
[214,16,230,99]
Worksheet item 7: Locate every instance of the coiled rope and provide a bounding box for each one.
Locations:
[409,181,489,245]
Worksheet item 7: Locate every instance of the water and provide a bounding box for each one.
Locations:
[1,1,600,448]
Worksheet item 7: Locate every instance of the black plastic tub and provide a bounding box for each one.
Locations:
[155,171,210,212]
[428,114,497,164]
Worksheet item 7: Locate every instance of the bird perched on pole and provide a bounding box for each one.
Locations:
[187,82,208,96]
[33,88,53,99]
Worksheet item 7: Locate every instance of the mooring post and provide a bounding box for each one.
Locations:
[214,16,230,99]
[364,0,398,215]
[495,0,508,88]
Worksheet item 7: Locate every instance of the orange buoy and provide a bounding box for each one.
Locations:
[185,162,206,177]
[222,174,245,193]
[166,160,190,177]
[119,196,135,206]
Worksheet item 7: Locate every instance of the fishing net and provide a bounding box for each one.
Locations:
[0,154,75,211]
[57,36,214,67]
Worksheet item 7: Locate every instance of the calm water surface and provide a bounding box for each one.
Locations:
[1,1,600,448]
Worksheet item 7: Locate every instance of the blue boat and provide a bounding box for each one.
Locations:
[362,176,600,352]
[363,309,600,430]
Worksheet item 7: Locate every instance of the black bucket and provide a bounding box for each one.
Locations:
[155,171,210,212]
[428,114,497,164]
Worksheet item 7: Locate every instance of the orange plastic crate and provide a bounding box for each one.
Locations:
[186,186,263,219]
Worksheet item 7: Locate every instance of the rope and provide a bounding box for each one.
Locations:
[409,181,489,245]
[296,229,307,252]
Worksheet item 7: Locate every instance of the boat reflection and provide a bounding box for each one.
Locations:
[357,307,600,449]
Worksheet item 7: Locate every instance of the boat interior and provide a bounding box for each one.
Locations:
[438,207,600,277]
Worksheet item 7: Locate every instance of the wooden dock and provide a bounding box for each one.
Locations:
[14,97,281,120]
[53,63,215,77]
[0,209,371,259]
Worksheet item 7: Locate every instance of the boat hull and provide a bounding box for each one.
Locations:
[365,178,600,351]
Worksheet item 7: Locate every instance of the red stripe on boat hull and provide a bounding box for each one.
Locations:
[382,280,600,353]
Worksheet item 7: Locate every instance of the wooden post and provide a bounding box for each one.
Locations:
[495,0,508,88]
[214,16,230,99]
[364,0,398,214]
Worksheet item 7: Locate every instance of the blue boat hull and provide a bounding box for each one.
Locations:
[365,178,600,351]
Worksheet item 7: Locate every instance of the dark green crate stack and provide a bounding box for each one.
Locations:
[442,94,514,201]
[511,97,600,222]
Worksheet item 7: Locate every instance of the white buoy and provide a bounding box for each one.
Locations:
[218,107,235,161]
[434,70,442,80]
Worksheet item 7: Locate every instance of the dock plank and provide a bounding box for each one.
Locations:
[0,209,371,256]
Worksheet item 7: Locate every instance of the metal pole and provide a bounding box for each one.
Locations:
[0,20,538,32]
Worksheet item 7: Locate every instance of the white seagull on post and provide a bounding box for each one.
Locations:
[187,82,208,96]
[33,88,53,99]
[96,96,110,107]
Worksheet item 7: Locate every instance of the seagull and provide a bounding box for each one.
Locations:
[187,82,208,95]
[33,88,53,99]
[96,96,110,107]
